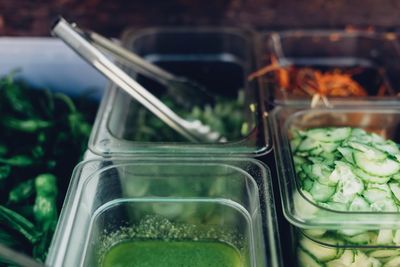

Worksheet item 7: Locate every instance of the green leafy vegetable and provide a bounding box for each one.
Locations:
[132,89,251,142]
[0,74,95,264]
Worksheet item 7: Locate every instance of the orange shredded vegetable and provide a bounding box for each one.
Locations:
[249,56,372,98]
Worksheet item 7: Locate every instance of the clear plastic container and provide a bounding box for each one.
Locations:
[257,31,400,106]
[46,158,281,267]
[271,105,400,266]
[88,28,270,156]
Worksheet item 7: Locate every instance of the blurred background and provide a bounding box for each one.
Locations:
[1,0,400,37]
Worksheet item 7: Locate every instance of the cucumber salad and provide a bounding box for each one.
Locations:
[291,127,400,267]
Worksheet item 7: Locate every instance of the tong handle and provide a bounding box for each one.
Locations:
[86,30,175,84]
[51,17,199,142]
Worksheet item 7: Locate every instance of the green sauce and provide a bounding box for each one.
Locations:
[101,240,245,267]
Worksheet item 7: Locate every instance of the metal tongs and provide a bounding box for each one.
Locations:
[85,29,214,109]
[51,17,224,143]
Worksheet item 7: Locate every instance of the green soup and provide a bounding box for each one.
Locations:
[101,239,245,267]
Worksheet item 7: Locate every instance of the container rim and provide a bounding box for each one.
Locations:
[263,29,399,39]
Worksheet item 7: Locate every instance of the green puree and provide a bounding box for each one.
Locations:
[101,240,244,267]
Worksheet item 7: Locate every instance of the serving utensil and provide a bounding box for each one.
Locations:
[84,30,214,108]
[51,17,225,143]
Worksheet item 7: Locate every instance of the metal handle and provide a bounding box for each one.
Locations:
[51,18,201,142]
[86,30,175,85]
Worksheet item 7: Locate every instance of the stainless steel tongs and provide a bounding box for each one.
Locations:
[51,17,225,143]
[84,29,214,109]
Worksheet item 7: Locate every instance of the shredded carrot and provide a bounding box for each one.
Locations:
[248,56,375,99]
[248,63,282,81]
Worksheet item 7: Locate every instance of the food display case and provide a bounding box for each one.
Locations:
[2,23,400,267]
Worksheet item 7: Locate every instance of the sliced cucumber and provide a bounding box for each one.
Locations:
[299,171,308,180]
[349,129,384,145]
[351,251,381,267]
[368,183,391,193]
[348,142,387,161]
[341,232,372,245]
[294,155,308,165]
[298,248,323,267]
[291,137,303,152]
[326,250,355,266]
[349,196,370,211]
[338,229,368,236]
[310,163,336,186]
[373,140,400,155]
[354,151,400,177]
[351,128,368,137]
[292,127,400,242]
[364,189,391,203]
[307,127,351,142]
[392,172,400,181]
[299,137,320,151]
[393,230,400,245]
[368,249,400,258]
[383,256,400,267]
[309,157,325,164]
[293,129,307,139]
[310,147,324,156]
[331,163,363,204]
[370,198,398,212]
[309,181,336,202]
[389,182,400,202]
[352,167,391,184]
[300,236,341,262]
[337,147,356,164]
[326,259,349,267]
[295,159,308,173]
[303,229,328,238]
[320,142,340,153]
[302,178,314,191]
[377,230,394,245]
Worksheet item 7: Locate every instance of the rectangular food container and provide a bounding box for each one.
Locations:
[271,105,400,266]
[89,28,270,156]
[46,158,281,267]
[257,31,400,106]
